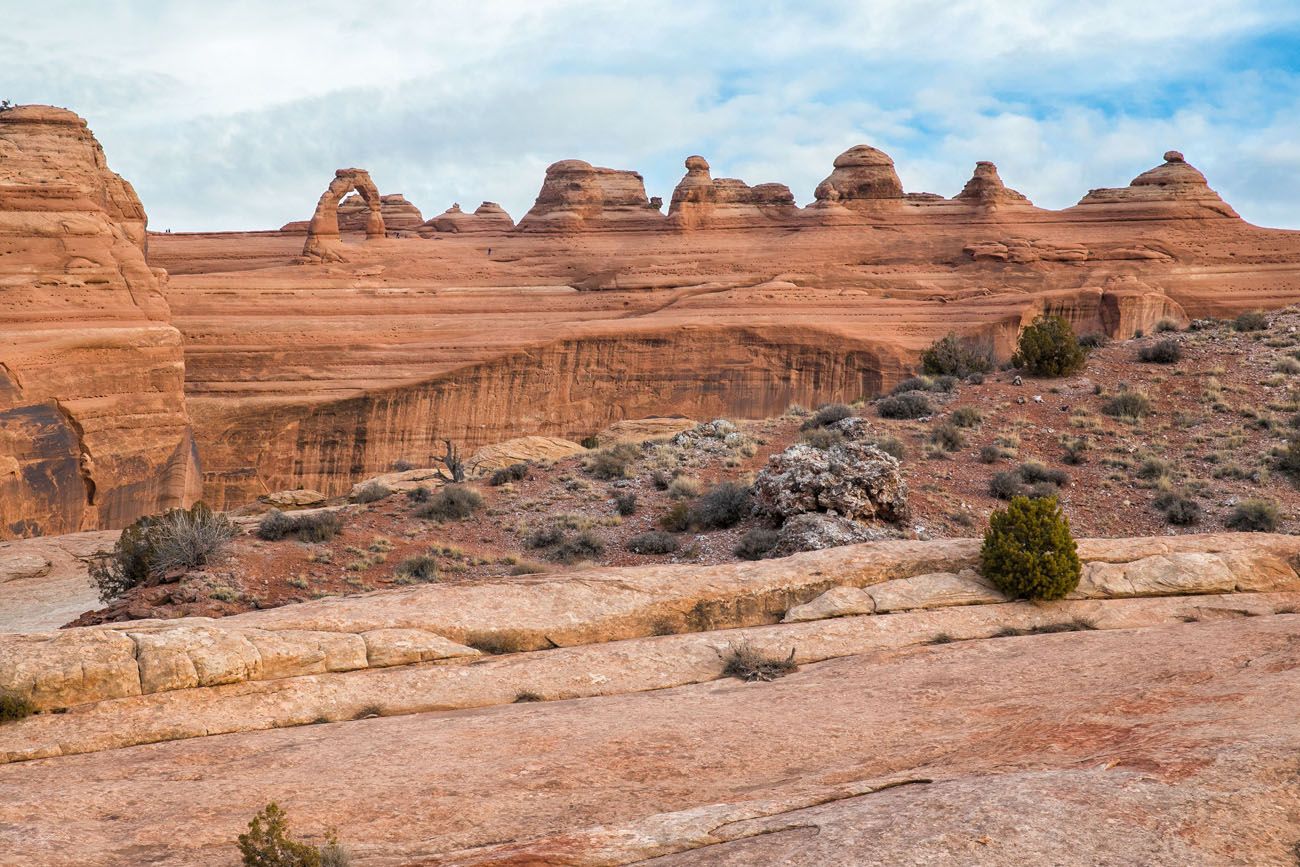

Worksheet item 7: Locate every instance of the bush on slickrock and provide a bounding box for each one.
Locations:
[920,333,993,378]
[722,642,797,682]
[1012,315,1086,377]
[349,482,390,504]
[1226,498,1280,532]
[1137,339,1182,364]
[734,528,780,560]
[237,802,350,866]
[688,482,752,530]
[0,691,35,724]
[980,495,1081,600]
[416,485,484,521]
[91,503,236,602]
[627,530,680,555]
[877,391,933,420]
[490,462,529,486]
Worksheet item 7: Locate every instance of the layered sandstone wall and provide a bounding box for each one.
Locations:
[0,106,199,538]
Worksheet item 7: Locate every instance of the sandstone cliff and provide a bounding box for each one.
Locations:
[0,105,199,538]
[516,159,666,231]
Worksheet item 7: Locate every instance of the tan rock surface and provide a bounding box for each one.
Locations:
[0,105,200,537]
[465,435,587,474]
[0,529,114,632]
[597,417,699,444]
[2,614,1298,864]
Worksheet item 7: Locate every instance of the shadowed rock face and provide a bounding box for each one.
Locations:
[0,105,199,539]
[517,159,666,231]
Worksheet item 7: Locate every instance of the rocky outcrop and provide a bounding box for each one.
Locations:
[667,155,801,229]
[811,144,905,206]
[1074,151,1240,218]
[465,435,587,475]
[516,159,665,232]
[340,192,422,233]
[754,440,909,524]
[420,201,515,234]
[0,105,199,539]
[770,512,891,557]
[954,161,1031,207]
[300,168,386,261]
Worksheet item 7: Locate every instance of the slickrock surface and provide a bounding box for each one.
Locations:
[0,529,113,631]
[2,611,1298,865]
[0,105,199,538]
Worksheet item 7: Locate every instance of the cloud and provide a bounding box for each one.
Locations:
[3,0,1299,229]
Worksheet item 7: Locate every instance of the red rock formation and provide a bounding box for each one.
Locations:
[1073,150,1239,219]
[516,159,665,232]
[300,168,386,262]
[0,105,199,538]
[419,201,515,235]
[812,144,905,206]
[667,155,800,229]
[340,193,423,233]
[954,161,1031,207]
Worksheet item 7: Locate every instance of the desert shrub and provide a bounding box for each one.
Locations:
[801,427,845,450]
[873,436,906,460]
[90,503,235,602]
[660,501,691,532]
[0,691,35,724]
[1154,318,1181,333]
[988,470,1026,500]
[1137,339,1182,364]
[877,391,933,420]
[929,422,965,452]
[721,642,797,682]
[614,492,638,516]
[1136,457,1170,481]
[1018,461,1069,487]
[406,485,432,503]
[932,375,959,393]
[734,528,779,560]
[489,462,529,486]
[949,406,982,428]
[920,333,993,378]
[667,476,702,499]
[350,482,391,504]
[802,403,852,429]
[980,495,1081,600]
[583,443,641,479]
[966,371,985,385]
[525,525,565,549]
[579,435,600,449]
[1278,435,1300,480]
[1276,357,1300,375]
[1012,315,1086,377]
[416,485,484,521]
[1102,390,1152,420]
[256,509,295,541]
[548,530,605,563]
[1233,310,1269,332]
[394,554,438,582]
[289,511,343,543]
[891,376,933,395]
[1061,437,1089,465]
[1226,498,1280,532]
[1077,333,1108,349]
[979,444,1004,464]
[650,470,672,490]
[688,482,752,529]
[237,802,347,867]
[627,530,680,555]
[1153,490,1201,526]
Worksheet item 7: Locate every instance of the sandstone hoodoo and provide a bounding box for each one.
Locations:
[812,144,906,206]
[0,105,199,539]
[1075,150,1240,218]
[516,158,665,231]
[299,167,386,261]
[420,200,515,234]
[954,160,1032,207]
[667,155,800,230]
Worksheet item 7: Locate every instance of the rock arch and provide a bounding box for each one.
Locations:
[302,168,386,261]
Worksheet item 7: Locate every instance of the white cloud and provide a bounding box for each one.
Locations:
[3,0,1298,229]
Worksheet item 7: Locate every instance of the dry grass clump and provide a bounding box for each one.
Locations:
[721,642,798,682]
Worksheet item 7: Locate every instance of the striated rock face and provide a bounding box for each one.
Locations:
[419,201,515,234]
[1075,151,1239,218]
[812,144,905,205]
[0,105,199,539]
[667,155,801,229]
[300,168,385,261]
[954,161,1031,207]
[517,159,665,231]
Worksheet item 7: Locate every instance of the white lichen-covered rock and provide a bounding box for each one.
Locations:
[754,440,908,523]
[771,513,892,557]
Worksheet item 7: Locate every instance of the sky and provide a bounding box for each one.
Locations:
[4,0,1300,231]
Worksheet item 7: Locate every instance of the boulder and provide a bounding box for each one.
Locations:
[812,145,904,206]
[258,489,327,509]
[754,440,909,523]
[466,436,587,475]
[770,513,891,557]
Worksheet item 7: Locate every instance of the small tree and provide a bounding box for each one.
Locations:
[236,803,322,867]
[1012,315,1086,377]
[920,332,993,378]
[980,495,1081,600]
